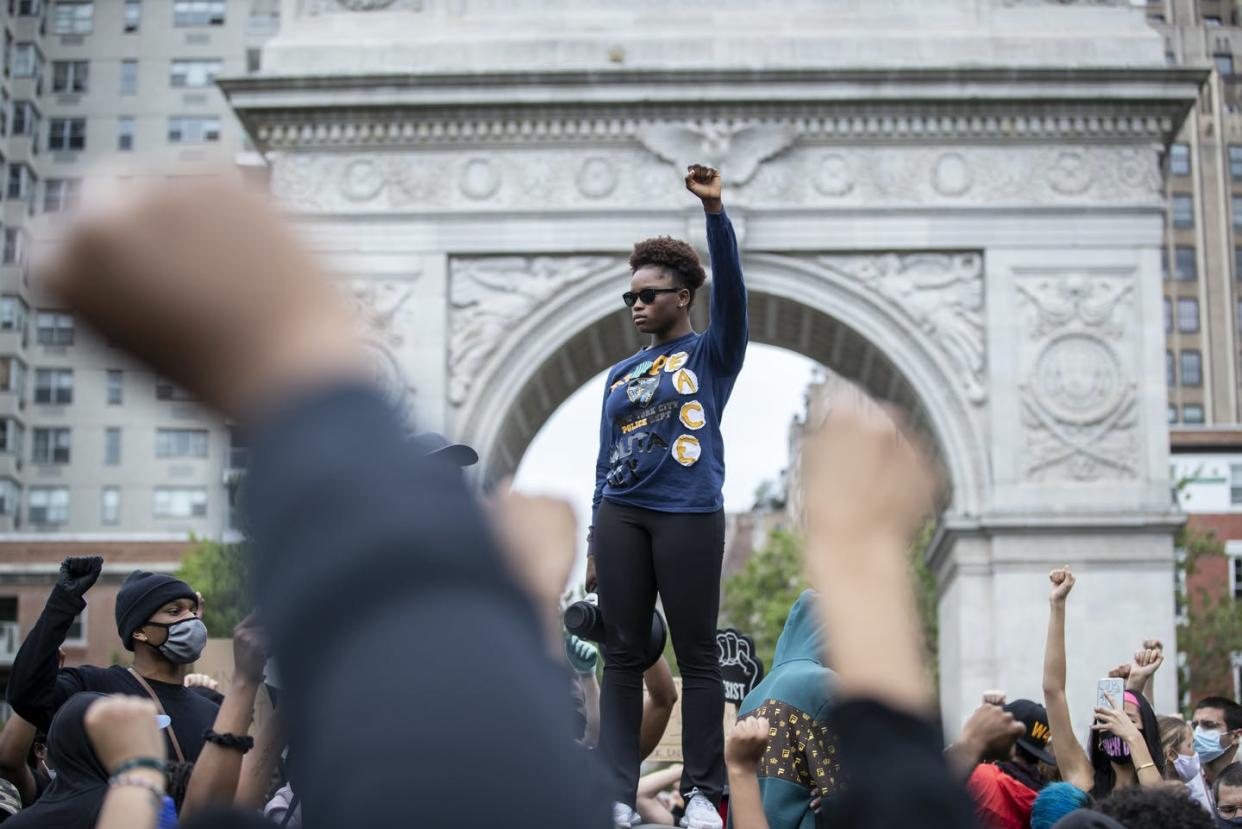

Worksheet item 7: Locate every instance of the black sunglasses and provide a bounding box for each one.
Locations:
[623,288,681,307]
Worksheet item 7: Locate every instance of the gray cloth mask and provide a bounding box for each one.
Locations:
[148,617,208,664]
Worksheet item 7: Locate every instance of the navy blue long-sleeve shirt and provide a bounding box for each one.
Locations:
[592,209,748,524]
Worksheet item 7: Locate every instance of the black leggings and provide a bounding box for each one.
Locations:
[594,498,726,807]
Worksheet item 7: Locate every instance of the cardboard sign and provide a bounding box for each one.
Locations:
[649,679,739,765]
[716,628,764,706]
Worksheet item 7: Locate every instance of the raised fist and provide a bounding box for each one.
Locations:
[684,164,722,208]
[57,556,103,599]
[726,716,771,772]
[1048,566,1075,604]
[84,696,166,775]
[717,629,762,702]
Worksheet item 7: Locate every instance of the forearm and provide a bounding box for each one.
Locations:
[639,659,677,759]
[943,739,984,782]
[1043,600,1067,695]
[0,714,37,806]
[726,765,769,829]
[235,709,283,810]
[704,209,749,371]
[809,535,931,714]
[7,586,84,728]
[637,764,684,798]
[181,677,260,819]
[96,768,165,829]
[1129,738,1163,787]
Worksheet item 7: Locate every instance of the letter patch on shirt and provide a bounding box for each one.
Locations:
[679,401,705,431]
[627,376,660,406]
[672,435,701,467]
[664,351,689,373]
[672,368,699,395]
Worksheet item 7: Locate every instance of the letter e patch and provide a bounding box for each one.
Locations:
[664,351,689,373]
[672,435,701,467]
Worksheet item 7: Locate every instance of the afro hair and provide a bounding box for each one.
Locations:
[629,237,707,303]
[1096,785,1214,829]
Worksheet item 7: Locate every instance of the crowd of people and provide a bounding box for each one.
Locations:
[0,165,1229,829]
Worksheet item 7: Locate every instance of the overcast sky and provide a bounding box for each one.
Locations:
[513,343,820,586]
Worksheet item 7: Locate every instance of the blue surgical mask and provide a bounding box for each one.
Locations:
[1195,726,1230,763]
[1217,816,1242,828]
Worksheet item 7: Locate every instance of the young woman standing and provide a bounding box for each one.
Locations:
[586,164,748,829]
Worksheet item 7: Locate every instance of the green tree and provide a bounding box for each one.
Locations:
[1176,521,1242,708]
[720,529,807,671]
[175,537,249,636]
[719,524,941,688]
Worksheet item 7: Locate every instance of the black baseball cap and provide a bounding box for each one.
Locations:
[1005,699,1055,764]
[409,432,478,468]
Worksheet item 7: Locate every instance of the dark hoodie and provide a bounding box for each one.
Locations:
[4,692,109,829]
[733,590,840,829]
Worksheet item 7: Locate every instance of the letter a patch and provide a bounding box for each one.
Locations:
[672,368,699,395]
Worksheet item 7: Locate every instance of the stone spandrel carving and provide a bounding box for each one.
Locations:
[1016,274,1138,482]
[341,276,421,420]
[813,253,986,404]
[447,256,626,405]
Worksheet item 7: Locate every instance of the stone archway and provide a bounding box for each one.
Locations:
[452,252,989,520]
[224,0,1201,733]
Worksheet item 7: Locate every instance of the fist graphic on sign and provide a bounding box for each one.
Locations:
[717,629,764,704]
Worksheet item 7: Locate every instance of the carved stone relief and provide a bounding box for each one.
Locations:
[344,276,420,419]
[1016,273,1138,482]
[271,144,1162,214]
[811,253,986,404]
[301,0,422,13]
[447,256,627,405]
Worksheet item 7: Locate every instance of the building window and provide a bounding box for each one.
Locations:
[6,166,36,210]
[154,378,193,401]
[124,0,140,32]
[1231,465,1242,506]
[1206,16,1223,26]
[11,102,40,138]
[11,44,39,79]
[47,118,84,151]
[15,1,42,15]
[156,428,207,459]
[1177,297,1200,332]
[41,178,80,213]
[106,370,122,405]
[1167,350,1175,386]
[0,358,25,397]
[101,486,119,525]
[0,479,20,517]
[0,419,24,456]
[28,487,69,526]
[1218,54,1235,76]
[0,297,27,334]
[170,59,221,88]
[104,426,120,466]
[50,60,87,93]
[1168,404,1178,424]
[35,312,73,346]
[1171,143,1191,176]
[33,368,72,404]
[2,228,27,266]
[1164,297,1172,333]
[1173,194,1195,229]
[31,427,70,464]
[1181,350,1203,386]
[174,0,226,26]
[167,116,220,144]
[1230,146,1242,180]
[1175,246,1198,281]
[52,1,93,34]
[153,487,207,518]
[117,116,134,151]
[1184,403,1205,424]
[120,60,138,95]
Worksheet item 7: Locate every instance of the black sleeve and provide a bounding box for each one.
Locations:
[5,585,89,732]
[242,384,609,829]
[818,699,979,829]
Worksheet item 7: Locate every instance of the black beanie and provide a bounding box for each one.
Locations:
[114,570,196,651]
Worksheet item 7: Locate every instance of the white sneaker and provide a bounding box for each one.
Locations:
[613,802,640,828]
[679,790,722,829]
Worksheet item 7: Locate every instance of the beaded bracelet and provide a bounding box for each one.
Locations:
[110,774,166,811]
[111,757,166,776]
[203,729,255,753]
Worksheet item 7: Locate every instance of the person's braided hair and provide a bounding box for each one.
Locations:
[629,237,707,307]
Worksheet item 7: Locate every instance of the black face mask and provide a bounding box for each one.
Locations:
[1096,731,1131,763]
